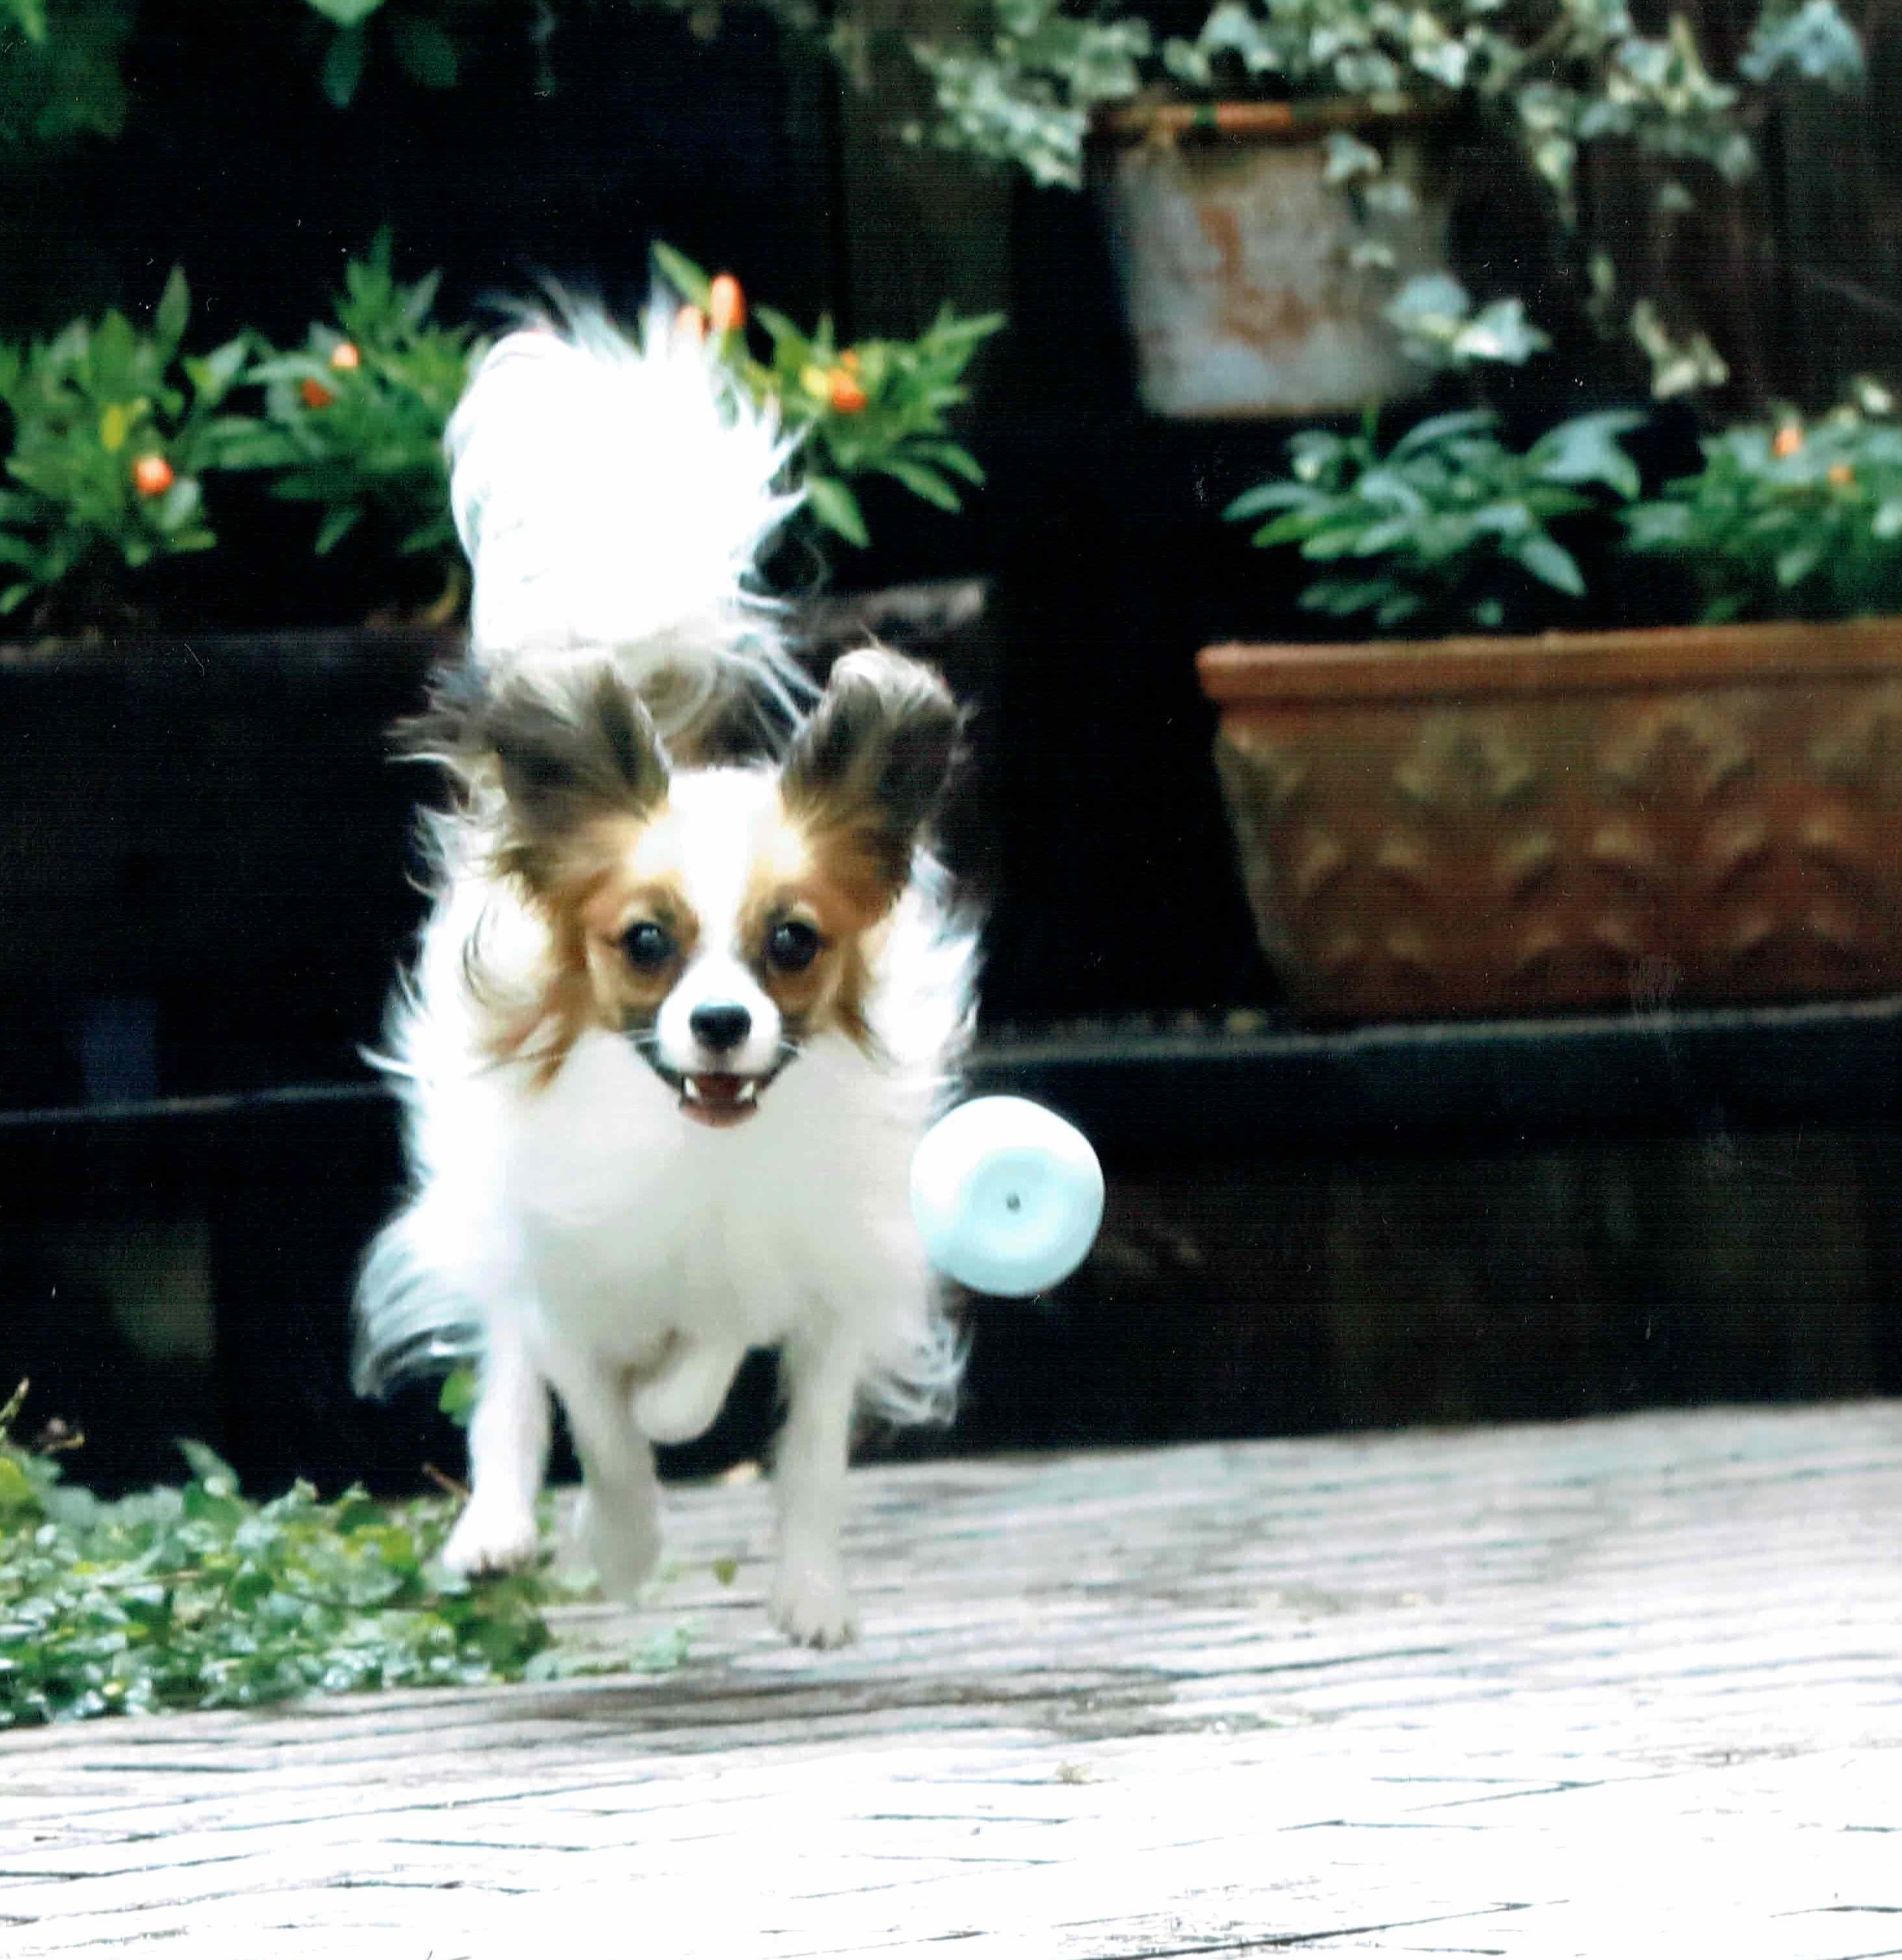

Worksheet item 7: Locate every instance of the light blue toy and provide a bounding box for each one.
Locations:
[910,1096,1105,1297]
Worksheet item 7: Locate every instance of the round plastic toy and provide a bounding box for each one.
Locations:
[910,1095,1105,1297]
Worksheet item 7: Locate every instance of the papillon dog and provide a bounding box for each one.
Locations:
[352,309,976,1647]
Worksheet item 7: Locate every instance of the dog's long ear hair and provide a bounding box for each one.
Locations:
[780,648,961,917]
[407,658,671,895]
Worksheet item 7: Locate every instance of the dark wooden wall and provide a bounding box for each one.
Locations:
[8,1094,1901,1498]
[8,5,1902,1493]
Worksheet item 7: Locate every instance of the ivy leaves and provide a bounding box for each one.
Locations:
[0,1383,629,1729]
[307,0,463,108]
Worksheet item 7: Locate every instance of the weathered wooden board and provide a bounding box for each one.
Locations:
[5,1401,1902,1957]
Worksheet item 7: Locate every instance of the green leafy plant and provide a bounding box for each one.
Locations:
[218,235,483,606]
[908,0,1153,192]
[313,0,856,106]
[656,243,1003,549]
[1228,404,1644,634]
[0,1378,672,1728]
[903,0,1861,409]
[1,0,851,142]
[1,0,498,135]
[439,1363,479,1427]
[1381,273,1550,374]
[0,269,247,627]
[1739,0,1866,87]
[0,0,135,145]
[306,0,472,108]
[907,0,1857,198]
[0,241,995,637]
[1624,382,1902,624]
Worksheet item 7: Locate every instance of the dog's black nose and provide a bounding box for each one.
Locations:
[689,1002,751,1054]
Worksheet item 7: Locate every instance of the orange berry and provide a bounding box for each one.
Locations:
[301,377,335,410]
[1772,423,1803,459]
[328,341,361,371]
[1829,461,1855,487]
[132,454,175,497]
[675,304,708,346]
[828,371,868,415]
[840,347,860,373]
[708,273,746,336]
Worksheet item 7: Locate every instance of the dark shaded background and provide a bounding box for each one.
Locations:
[8,1,1902,1497]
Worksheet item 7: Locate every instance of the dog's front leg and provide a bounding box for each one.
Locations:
[441,1314,551,1577]
[543,1348,662,1602]
[770,1323,863,1648]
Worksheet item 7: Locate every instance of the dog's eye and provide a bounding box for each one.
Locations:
[622,921,674,969]
[766,920,823,973]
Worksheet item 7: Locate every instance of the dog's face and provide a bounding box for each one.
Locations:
[461,649,959,1124]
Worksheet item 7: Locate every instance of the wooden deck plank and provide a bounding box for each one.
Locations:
[5,1401,1902,1956]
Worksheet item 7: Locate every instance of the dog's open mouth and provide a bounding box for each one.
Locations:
[630,1039,794,1129]
[678,1072,766,1129]
[639,1055,774,1128]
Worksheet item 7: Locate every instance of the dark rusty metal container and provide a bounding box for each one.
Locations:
[1094,99,1448,419]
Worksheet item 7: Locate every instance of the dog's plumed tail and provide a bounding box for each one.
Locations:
[446,305,811,747]
[350,1186,483,1398]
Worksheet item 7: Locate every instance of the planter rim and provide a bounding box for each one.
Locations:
[1198,616,1902,706]
[1092,92,1424,148]
[0,581,985,678]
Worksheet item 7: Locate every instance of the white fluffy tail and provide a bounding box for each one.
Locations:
[447,305,812,741]
[351,1199,483,1398]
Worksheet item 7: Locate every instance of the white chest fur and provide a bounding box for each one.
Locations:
[496,1024,928,1362]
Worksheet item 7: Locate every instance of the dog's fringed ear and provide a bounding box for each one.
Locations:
[411,659,671,890]
[780,648,961,906]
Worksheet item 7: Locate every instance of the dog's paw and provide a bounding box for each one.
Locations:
[441,1497,540,1578]
[571,1490,661,1604]
[770,1558,859,1649]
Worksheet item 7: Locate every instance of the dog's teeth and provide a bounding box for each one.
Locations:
[684,1078,704,1102]
[739,1081,759,1104]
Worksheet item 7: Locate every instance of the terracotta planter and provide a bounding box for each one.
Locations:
[1198,619,1902,1020]
[1094,99,1448,419]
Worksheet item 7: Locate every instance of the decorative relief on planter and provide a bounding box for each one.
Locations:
[1598,697,1756,801]
[1394,711,1540,813]
[1587,693,1779,984]
[1202,625,1902,1019]
[1809,682,1902,800]
[1218,706,1574,1008]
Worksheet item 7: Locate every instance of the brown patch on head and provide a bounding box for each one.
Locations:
[778,647,960,913]
[571,811,705,1041]
[477,663,670,892]
[760,651,961,1052]
[735,809,870,1051]
[422,658,689,1081]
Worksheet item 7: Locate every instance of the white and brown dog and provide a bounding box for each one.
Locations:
[352,310,976,1646]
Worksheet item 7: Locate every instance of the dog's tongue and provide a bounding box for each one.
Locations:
[680,1073,759,1128]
